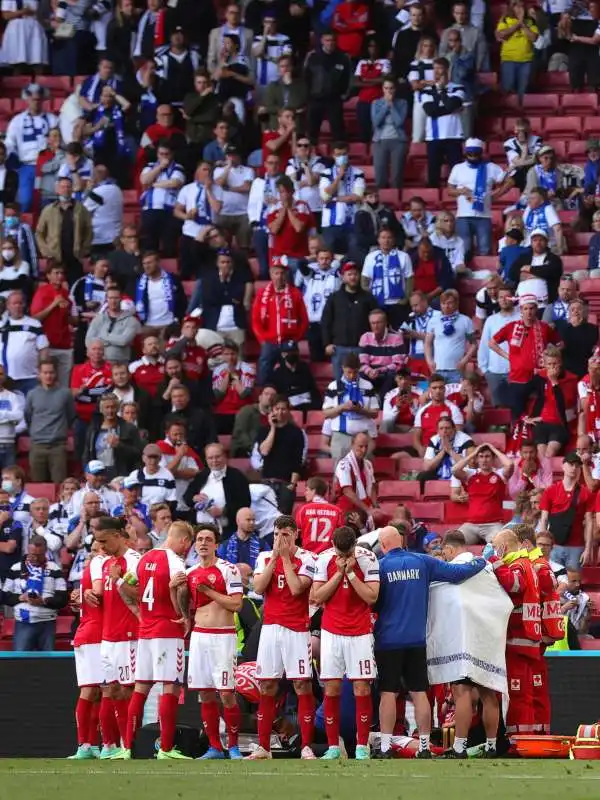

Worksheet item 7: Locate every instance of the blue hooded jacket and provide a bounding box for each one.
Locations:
[374,548,486,650]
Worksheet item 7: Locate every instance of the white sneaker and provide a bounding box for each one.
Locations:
[244,745,272,760]
[301,746,317,759]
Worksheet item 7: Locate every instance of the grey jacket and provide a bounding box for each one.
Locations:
[25,385,75,443]
[439,24,489,71]
[85,308,142,362]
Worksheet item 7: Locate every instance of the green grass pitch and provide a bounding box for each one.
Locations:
[1,759,600,800]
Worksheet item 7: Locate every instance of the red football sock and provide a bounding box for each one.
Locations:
[355,694,372,747]
[76,697,93,746]
[159,693,180,753]
[113,698,131,747]
[125,691,147,750]
[324,694,341,747]
[223,703,241,748]
[201,701,222,751]
[298,693,315,749]
[257,694,276,752]
[99,697,119,747]
[88,701,101,746]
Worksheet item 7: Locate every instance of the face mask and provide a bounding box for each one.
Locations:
[285,353,299,365]
[1,480,14,494]
[58,194,71,203]
[2,250,14,261]
[334,155,348,168]
[4,217,18,230]
[482,543,495,561]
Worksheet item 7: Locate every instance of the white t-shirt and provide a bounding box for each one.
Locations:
[176,181,224,239]
[213,165,255,216]
[447,161,505,218]
[146,276,174,326]
[361,249,413,304]
[428,313,474,371]
[516,254,549,307]
[522,204,560,246]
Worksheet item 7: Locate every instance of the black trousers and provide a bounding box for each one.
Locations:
[140,209,180,257]
[569,48,600,90]
[308,98,345,144]
[426,138,463,188]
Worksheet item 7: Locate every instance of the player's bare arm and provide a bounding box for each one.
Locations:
[344,556,379,605]
[281,542,312,597]
[312,557,345,605]
[196,584,243,613]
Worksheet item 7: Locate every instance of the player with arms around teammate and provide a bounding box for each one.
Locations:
[313,526,380,760]
[174,524,244,760]
[69,539,107,759]
[88,518,141,759]
[295,477,345,554]
[115,521,194,760]
[248,515,318,760]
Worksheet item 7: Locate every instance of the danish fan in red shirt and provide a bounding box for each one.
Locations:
[296,496,345,554]
[135,548,187,639]
[254,548,316,632]
[314,546,379,635]
[452,467,507,524]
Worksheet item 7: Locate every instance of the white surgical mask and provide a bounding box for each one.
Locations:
[334,155,348,167]
[2,249,15,261]
[1,480,14,494]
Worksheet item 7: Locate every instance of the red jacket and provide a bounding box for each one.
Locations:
[251,283,309,345]
[491,552,541,654]
[70,361,113,423]
[332,1,370,57]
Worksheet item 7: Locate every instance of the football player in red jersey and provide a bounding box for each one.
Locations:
[248,515,317,760]
[89,518,141,759]
[174,523,244,759]
[68,540,108,760]
[313,526,380,760]
[117,521,194,760]
[296,477,345,555]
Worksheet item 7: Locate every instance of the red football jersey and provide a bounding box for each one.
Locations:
[315,546,379,636]
[414,400,463,443]
[135,548,187,639]
[186,559,243,612]
[453,468,506,524]
[74,555,107,647]
[254,548,316,632]
[101,549,141,642]
[295,499,345,554]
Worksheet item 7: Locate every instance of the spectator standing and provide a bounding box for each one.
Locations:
[304,31,352,144]
[139,139,185,256]
[332,0,370,59]
[212,340,256,434]
[451,442,514,543]
[4,205,38,278]
[401,291,441,377]
[251,12,292,106]
[82,165,124,257]
[371,78,408,190]
[0,498,23,583]
[295,247,341,362]
[508,227,563,309]
[495,0,538,103]
[527,346,579,459]
[0,290,49,395]
[261,55,309,131]
[67,462,121,517]
[83,392,143,479]
[354,37,390,144]
[477,285,520,407]
[251,394,306,514]
[539,452,594,569]
[201,251,252,350]
[35,176,92,285]
[421,58,465,189]
[108,225,142,297]
[391,3,437,78]
[5,83,57,213]
[69,255,108,363]
[352,187,405,264]
[70,340,113,456]
[322,353,379,461]
[424,288,475,383]
[250,260,309,385]
[271,343,322,412]
[439,1,489,71]
[489,295,560,419]
[321,262,378,380]
[555,299,598,379]
[26,359,75,483]
[231,384,276,458]
[203,119,232,166]
[411,372,464,456]
[261,108,295,173]
[154,27,200,106]
[30,264,77,388]
[213,145,255,249]
[184,442,251,537]
[213,33,254,124]
[358,309,405,397]
[182,71,221,163]
[85,285,142,363]
[267,176,312,270]
[134,251,186,337]
[34,129,64,215]
[542,275,577,325]
[507,440,552,499]
[447,138,507,258]
[408,35,437,144]
[207,4,253,73]
[361,227,414,327]
[248,154,281,280]
[4,536,67,652]
[129,334,166,397]
[319,142,365,254]
[0,365,23,470]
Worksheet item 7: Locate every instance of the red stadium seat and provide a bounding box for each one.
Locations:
[312,458,335,477]
[543,116,583,140]
[472,432,506,450]
[471,256,499,272]
[378,480,420,502]
[561,93,599,116]
[405,501,444,522]
[582,117,600,138]
[372,457,398,478]
[228,458,250,472]
[290,411,303,427]
[27,483,57,502]
[378,189,400,208]
[375,433,414,454]
[480,408,511,428]
[400,188,439,206]
[422,481,451,501]
[305,410,324,433]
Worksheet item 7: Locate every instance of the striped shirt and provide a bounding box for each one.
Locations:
[126,466,177,506]
[319,165,366,229]
[421,83,465,141]
[322,377,379,436]
[253,33,292,87]
[140,161,186,211]
[358,330,405,377]
[4,558,66,623]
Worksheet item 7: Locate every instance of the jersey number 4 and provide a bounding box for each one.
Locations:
[141,577,155,611]
[309,517,333,544]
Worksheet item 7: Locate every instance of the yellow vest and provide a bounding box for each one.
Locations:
[545,617,570,651]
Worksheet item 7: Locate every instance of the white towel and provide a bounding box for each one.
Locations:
[426,553,513,716]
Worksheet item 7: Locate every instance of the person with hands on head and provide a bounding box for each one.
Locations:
[312,525,380,760]
[173,523,244,760]
[451,442,515,544]
[248,515,317,760]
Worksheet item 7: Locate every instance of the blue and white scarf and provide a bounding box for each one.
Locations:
[225,533,261,569]
[431,438,454,479]
[84,274,104,305]
[441,312,459,336]
[524,202,549,232]
[535,164,557,193]
[194,183,213,226]
[25,561,44,597]
[259,176,278,230]
[21,112,50,145]
[326,166,356,229]
[336,378,364,434]
[467,159,488,213]
[135,270,175,322]
[371,249,405,305]
[551,299,569,321]
[90,104,128,156]
[410,307,434,355]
